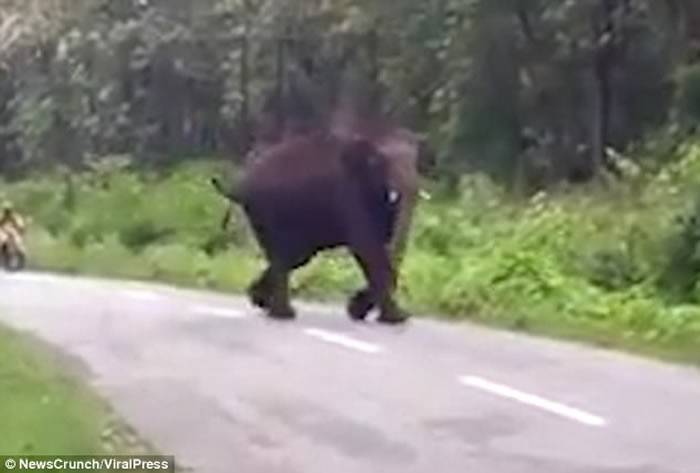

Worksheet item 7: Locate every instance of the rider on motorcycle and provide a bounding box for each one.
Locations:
[0,200,26,255]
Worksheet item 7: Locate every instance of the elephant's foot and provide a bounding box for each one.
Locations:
[247,271,273,309]
[347,288,374,321]
[248,283,269,309]
[377,302,411,325]
[266,304,297,320]
[267,291,296,320]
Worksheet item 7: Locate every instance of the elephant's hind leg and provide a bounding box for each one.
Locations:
[266,265,296,320]
[347,288,374,321]
[248,267,273,309]
[247,265,295,320]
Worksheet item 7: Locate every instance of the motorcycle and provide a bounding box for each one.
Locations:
[0,227,26,271]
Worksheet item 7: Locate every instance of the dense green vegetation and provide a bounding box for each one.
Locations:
[0,325,151,457]
[3,139,700,364]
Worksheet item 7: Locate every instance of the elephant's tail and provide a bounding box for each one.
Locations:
[211,177,244,204]
[211,177,245,230]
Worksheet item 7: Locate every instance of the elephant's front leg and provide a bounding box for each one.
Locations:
[350,242,410,325]
[348,197,415,321]
[347,237,408,321]
[347,232,414,321]
[388,189,417,276]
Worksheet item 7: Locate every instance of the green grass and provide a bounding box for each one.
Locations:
[3,147,700,365]
[0,324,151,457]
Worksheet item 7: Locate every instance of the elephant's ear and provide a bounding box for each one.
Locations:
[340,138,383,177]
[341,138,401,211]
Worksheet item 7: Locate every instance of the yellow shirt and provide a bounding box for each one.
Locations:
[0,212,25,233]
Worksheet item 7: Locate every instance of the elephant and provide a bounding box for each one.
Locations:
[328,114,427,319]
[211,131,411,324]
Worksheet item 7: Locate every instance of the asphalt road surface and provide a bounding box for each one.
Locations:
[2,271,700,473]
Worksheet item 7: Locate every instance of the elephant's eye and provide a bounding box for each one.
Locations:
[388,190,400,204]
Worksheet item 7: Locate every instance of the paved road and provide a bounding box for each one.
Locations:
[1,271,700,473]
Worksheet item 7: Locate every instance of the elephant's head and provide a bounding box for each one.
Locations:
[340,137,401,242]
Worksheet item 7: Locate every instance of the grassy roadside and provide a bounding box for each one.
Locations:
[3,148,700,366]
[0,324,154,459]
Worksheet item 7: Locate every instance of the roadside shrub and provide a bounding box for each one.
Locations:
[659,195,700,301]
[119,220,171,251]
[143,243,211,286]
[584,248,645,291]
[79,235,147,279]
[207,249,262,291]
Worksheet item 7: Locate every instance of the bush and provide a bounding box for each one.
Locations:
[79,235,150,279]
[144,243,211,286]
[584,248,645,291]
[659,195,700,301]
[118,220,171,251]
[207,249,262,291]
[292,252,364,300]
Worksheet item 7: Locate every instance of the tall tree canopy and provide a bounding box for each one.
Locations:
[0,0,697,190]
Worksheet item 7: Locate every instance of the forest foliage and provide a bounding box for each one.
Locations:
[0,0,699,190]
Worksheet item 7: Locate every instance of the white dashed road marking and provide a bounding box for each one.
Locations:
[304,328,383,354]
[3,273,55,283]
[124,289,162,301]
[4,272,93,288]
[193,305,247,319]
[459,375,607,427]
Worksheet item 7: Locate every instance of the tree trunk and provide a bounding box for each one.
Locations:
[367,29,381,115]
[239,34,251,154]
[590,0,618,177]
[685,0,700,61]
[275,36,286,133]
[592,53,611,173]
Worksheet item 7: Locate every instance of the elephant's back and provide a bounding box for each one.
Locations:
[243,133,343,190]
